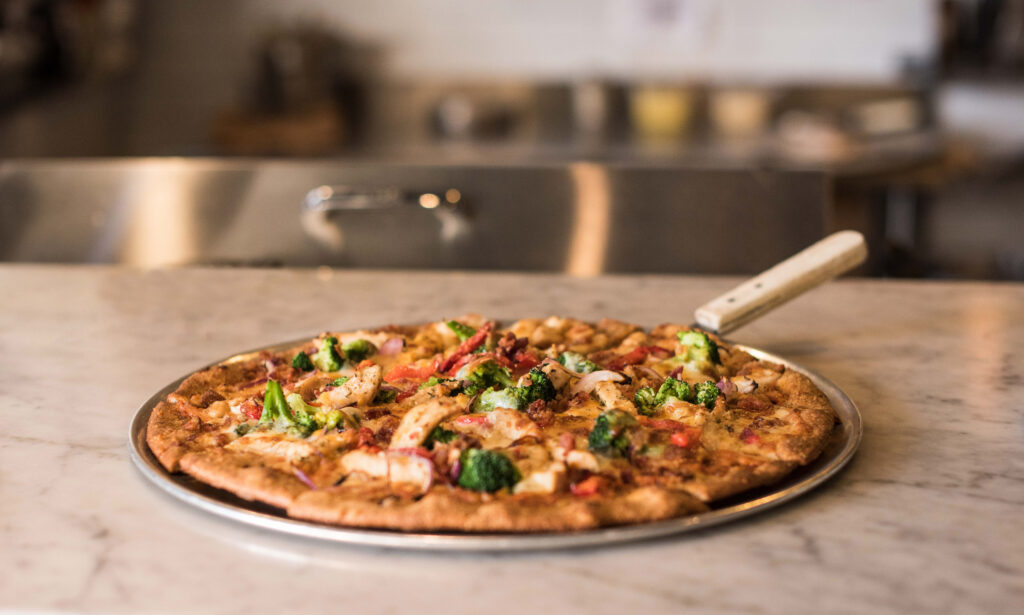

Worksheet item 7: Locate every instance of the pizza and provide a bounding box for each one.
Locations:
[147,315,838,532]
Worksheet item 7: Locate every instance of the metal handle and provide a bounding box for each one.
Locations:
[303,185,466,215]
[694,230,868,334]
[301,185,471,250]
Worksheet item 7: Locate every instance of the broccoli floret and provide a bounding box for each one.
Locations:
[460,360,514,396]
[445,320,476,341]
[259,379,290,425]
[331,376,350,386]
[373,388,397,404]
[588,410,638,457]
[694,381,721,409]
[424,426,457,449]
[291,351,314,371]
[657,377,693,404]
[634,387,658,416]
[677,330,721,366]
[234,423,255,437]
[634,377,694,416]
[419,376,455,389]
[259,380,317,437]
[522,367,556,403]
[342,339,376,363]
[312,336,343,372]
[557,351,599,374]
[457,448,520,492]
[473,387,529,412]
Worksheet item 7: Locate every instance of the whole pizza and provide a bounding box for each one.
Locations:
[147,315,837,532]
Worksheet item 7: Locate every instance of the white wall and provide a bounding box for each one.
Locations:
[250,0,937,83]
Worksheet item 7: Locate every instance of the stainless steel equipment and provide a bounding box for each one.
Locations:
[0,159,827,274]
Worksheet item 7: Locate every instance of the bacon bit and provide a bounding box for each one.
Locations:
[641,417,688,431]
[496,332,527,357]
[525,399,553,427]
[357,427,377,448]
[570,475,606,497]
[439,322,493,373]
[738,394,773,412]
[741,427,761,444]
[395,388,418,402]
[670,427,703,449]
[512,349,541,372]
[668,365,684,379]
[455,414,487,426]
[605,345,672,371]
[384,356,441,383]
[559,432,575,451]
[240,399,263,421]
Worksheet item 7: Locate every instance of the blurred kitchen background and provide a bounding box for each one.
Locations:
[1,0,1023,278]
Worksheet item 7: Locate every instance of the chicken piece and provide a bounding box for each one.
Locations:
[291,373,336,401]
[226,432,319,463]
[318,365,382,407]
[513,461,567,494]
[388,397,465,449]
[565,450,599,472]
[340,449,432,490]
[454,408,543,448]
[593,381,636,414]
[539,360,577,391]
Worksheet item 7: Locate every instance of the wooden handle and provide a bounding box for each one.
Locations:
[694,230,867,334]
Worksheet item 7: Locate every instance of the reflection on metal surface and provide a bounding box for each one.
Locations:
[128,338,861,552]
[567,163,610,277]
[121,164,202,267]
[0,159,827,272]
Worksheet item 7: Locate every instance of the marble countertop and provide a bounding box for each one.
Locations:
[2,265,1021,614]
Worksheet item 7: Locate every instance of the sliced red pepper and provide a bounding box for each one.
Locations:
[455,414,487,426]
[383,356,440,383]
[570,475,606,497]
[356,359,375,370]
[741,427,761,445]
[240,399,262,421]
[439,322,493,373]
[670,427,703,449]
[446,351,512,377]
[605,345,672,371]
[395,387,418,402]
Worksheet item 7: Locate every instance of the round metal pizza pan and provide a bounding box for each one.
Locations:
[128,340,862,552]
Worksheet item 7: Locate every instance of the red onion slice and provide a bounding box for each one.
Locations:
[569,370,626,396]
[292,467,317,490]
[379,337,404,356]
[716,378,737,396]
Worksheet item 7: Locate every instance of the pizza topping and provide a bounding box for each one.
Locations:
[445,319,478,342]
[676,330,721,367]
[457,359,514,395]
[471,367,556,413]
[456,448,520,492]
[312,336,344,372]
[716,378,738,396]
[258,380,317,437]
[340,449,434,492]
[342,339,377,363]
[570,475,606,497]
[389,398,465,449]
[384,356,441,384]
[557,351,599,374]
[605,345,671,371]
[424,426,458,449]
[741,427,761,444]
[537,361,576,391]
[291,351,315,372]
[588,410,638,457]
[694,381,722,409]
[439,321,493,373]
[318,365,382,408]
[378,337,405,356]
[513,461,567,494]
[240,398,262,421]
[634,376,692,416]
[292,466,318,490]
[670,427,703,449]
